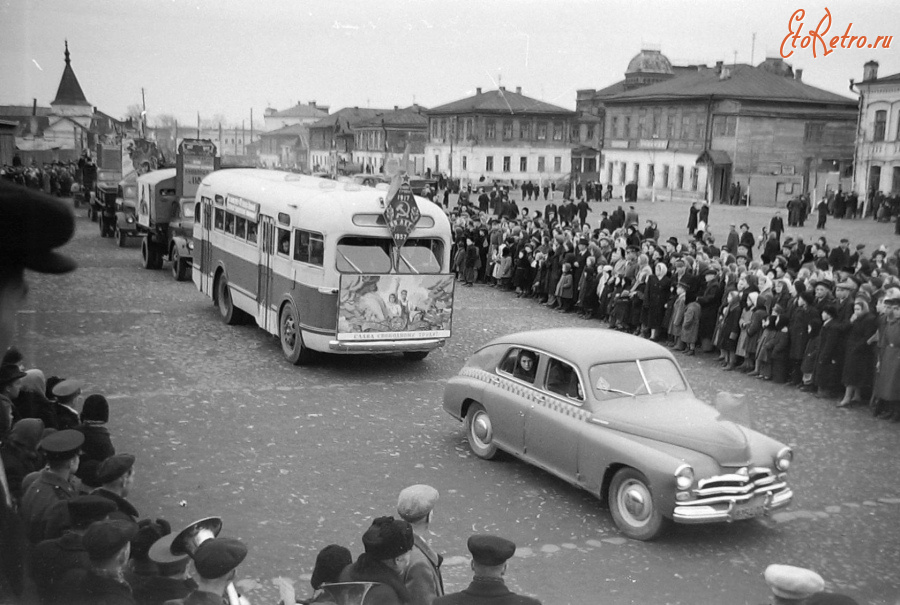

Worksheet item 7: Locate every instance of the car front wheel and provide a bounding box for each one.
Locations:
[609,468,666,541]
[465,403,498,460]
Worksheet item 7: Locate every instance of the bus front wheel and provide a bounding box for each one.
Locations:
[280,304,314,366]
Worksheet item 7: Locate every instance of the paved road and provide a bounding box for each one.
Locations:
[15,203,900,605]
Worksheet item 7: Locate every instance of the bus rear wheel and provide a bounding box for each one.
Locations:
[280,304,314,366]
[216,275,244,325]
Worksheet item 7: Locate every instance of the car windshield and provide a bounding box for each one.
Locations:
[589,358,687,401]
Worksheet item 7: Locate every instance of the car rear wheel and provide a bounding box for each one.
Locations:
[609,468,666,541]
[465,403,498,460]
[280,304,314,365]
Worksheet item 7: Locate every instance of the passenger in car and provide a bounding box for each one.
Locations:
[512,351,537,383]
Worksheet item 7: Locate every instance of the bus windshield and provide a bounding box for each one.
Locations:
[336,237,443,274]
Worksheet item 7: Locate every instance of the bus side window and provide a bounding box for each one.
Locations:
[235,216,247,240]
[224,212,236,235]
[277,228,291,256]
[247,220,258,244]
[309,233,324,266]
[294,230,310,263]
[214,208,224,230]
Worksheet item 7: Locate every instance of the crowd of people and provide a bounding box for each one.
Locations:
[0,154,93,199]
[449,186,900,419]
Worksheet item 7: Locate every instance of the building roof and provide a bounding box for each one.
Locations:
[354,105,428,129]
[427,88,575,116]
[51,42,90,107]
[0,105,53,117]
[271,102,329,119]
[857,71,900,86]
[309,107,388,131]
[626,49,673,75]
[259,123,309,137]
[605,64,856,106]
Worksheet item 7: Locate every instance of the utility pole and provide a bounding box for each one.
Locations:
[141,88,147,138]
[751,32,756,65]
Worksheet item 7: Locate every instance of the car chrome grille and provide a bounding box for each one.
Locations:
[684,467,789,506]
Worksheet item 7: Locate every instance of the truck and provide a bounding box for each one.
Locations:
[135,139,218,281]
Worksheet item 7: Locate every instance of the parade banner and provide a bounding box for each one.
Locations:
[337,274,454,340]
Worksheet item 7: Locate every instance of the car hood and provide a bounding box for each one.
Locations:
[598,395,751,465]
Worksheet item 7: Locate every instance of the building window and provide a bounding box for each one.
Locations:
[690,167,699,191]
[624,116,632,138]
[571,125,580,141]
[695,117,706,141]
[587,125,595,140]
[554,157,562,172]
[713,115,737,137]
[633,163,640,183]
[619,162,627,185]
[520,121,531,139]
[462,156,467,170]
[666,113,676,139]
[647,164,655,188]
[804,122,825,143]
[573,158,583,173]
[519,157,527,172]
[681,115,691,140]
[440,119,446,139]
[537,156,545,172]
[486,156,494,171]
[676,166,685,189]
[503,156,511,172]
[434,155,439,173]
[486,120,496,139]
[606,161,613,183]
[873,110,887,142]
[652,109,661,137]
[611,116,619,138]
[537,122,547,140]
[503,120,513,140]
[662,165,670,188]
[553,123,563,141]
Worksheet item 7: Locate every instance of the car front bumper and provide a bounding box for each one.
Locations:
[672,467,793,524]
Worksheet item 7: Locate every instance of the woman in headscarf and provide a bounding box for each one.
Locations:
[0,418,45,504]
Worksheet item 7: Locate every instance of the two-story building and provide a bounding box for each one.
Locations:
[307,106,388,174]
[351,105,428,175]
[424,87,577,184]
[259,101,329,168]
[852,60,900,210]
[600,56,858,205]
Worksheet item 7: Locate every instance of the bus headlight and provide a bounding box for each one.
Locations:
[187,241,194,251]
[674,464,694,490]
[775,447,792,471]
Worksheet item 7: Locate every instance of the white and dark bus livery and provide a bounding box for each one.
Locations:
[191,169,454,364]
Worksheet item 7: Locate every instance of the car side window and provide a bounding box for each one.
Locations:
[545,358,584,401]
[498,347,539,385]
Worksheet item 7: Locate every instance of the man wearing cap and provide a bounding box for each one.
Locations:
[339,516,415,605]
[397,485,444,605]
[29,495,117,604]
[126,525,197,605]
[833,279,857,323]
[50,379,82,430]
[167,536,249,605]
[65,519,138,604]
[434,535,541,605]
[92,453,139,520]
[20,429,84,543]
[739,224,755,260]
[764,564,824,604]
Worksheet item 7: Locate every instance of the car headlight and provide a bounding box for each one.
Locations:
[674,464,694,490]
[775,447,792,471]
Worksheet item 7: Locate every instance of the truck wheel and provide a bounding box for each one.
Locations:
[141,238,153,269]
[279,304,314,365]
[171,249,189,281]
[116,228,126,248]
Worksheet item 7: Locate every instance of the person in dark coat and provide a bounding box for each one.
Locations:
[20,430,83,544]
[643,263,671,341]
[696,269,722,352]
[338,516,414,605]
[0,418,44,504]
[838,300,878,407]
[761,231,781,264]
[125,521,197,605]
[814,305,845,399]
[686,203,699,235]
[698,202,710,228]
[719,291,743,369]
[738,223,755,260]
[769,211,785,241]
[29,495,118,605]
[75,394,115,489]
[873,295,900,420]
[433,535,541,605]
[464,238,480,287]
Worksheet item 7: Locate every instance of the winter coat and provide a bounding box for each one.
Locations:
[874,317,900,400]
[815,319,845,390]
[644,274,671,330]
[555,273,574,299]
[718,301,742,352]
[789,305,819,361]
[681,301,701,344]
[697,281,722,340]
[669,295,686,338]
[841,313,878,388]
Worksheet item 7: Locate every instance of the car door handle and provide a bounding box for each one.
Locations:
[589,418,610,426]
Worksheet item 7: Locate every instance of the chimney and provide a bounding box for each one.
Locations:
[863,60,879,81]
[32,98,37,116]
[476,87,482,95]
[794,69,803,81]
[715,60,723,74]
[309,101,316,107]
[500,86,506,91]
[515,86,522,94]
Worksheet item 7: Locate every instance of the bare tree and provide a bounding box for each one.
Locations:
[152,114,178,129]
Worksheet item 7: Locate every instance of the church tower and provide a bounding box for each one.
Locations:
[50,40,92,127]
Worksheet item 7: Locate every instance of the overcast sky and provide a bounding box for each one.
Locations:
[2,0,899,127]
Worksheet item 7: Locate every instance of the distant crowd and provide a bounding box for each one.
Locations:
[448,185,900,421]
[1,151,103,201]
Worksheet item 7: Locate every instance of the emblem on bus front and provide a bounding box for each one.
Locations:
[383,175,421,247]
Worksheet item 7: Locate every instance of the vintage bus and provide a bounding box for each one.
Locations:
[192,169,455,364]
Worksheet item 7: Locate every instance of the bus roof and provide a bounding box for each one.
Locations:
[136,168,177,186]
[197,169,450,230]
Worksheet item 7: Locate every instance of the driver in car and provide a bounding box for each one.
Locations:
[513,350,537,382]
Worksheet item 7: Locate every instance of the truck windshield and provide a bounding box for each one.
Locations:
[336,237,443,274]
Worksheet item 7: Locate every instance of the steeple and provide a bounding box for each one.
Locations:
[51,40,91,109]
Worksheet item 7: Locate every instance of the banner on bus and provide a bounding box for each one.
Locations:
[337,274,453,340]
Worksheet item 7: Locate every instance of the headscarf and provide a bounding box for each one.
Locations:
[18,369,45,395]
[7,418,44,450]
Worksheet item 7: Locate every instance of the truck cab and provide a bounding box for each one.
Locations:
[136,168,195,281]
